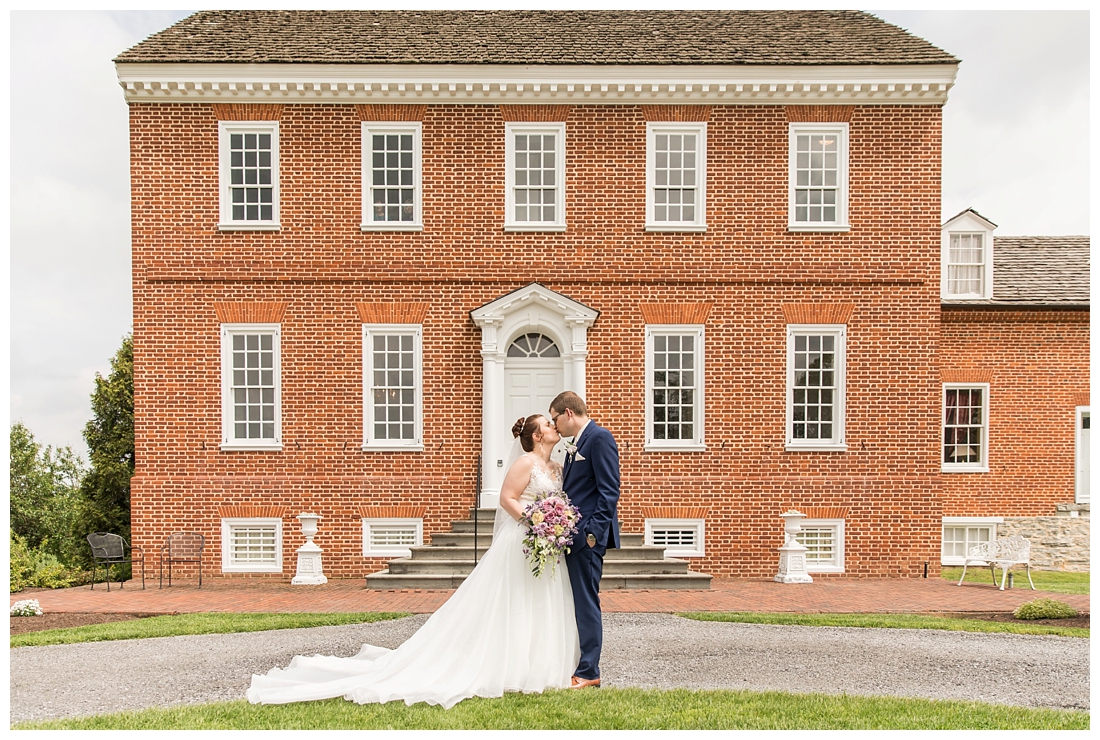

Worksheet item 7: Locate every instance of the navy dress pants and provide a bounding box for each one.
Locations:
[565,544,604,680]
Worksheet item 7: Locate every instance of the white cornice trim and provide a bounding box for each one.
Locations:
[115,62,957,105]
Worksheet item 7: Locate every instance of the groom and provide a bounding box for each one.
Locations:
[550,391,621,689]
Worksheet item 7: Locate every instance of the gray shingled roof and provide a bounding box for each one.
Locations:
[945,236,1090,307]
[115,10,957,66]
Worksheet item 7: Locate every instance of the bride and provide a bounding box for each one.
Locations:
[247,414,580,709]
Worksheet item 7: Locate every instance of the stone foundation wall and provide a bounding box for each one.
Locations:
[1000,510,1090,571]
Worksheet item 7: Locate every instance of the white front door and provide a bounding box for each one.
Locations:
[505,358,567,467]
[1076,408,1090,503]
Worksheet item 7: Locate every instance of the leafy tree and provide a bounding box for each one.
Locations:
[75,335,135,549]
[9,422,85,554]
[9,421,85,561]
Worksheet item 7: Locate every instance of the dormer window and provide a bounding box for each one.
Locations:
[946,232,986,297]
[941,209,996,300]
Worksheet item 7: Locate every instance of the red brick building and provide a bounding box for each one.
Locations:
[114,11,1084,582]
[938,210,1089,570]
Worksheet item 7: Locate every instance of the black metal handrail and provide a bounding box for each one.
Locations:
[473,454,482,563]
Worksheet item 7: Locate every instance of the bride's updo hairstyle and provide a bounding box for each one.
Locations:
[512,414,544,453]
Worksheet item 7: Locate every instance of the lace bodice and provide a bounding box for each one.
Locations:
[521,461,563,502]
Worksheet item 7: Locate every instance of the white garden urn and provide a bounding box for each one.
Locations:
[774,509,814,584]
[291,512,328,585]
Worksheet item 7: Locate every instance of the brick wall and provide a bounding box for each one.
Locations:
[939,307,1090,516]
[130,102,947,578]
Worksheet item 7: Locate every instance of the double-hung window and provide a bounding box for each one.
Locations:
[945,232,988,297]
[221,324,281,450]
[645,325,705,450]
[789,123,848,231]
[786,325,846,450]
[647,122,706,231]
[218,121,279,230]
[363,325,423,451]
[505,122,565,231]
[942,383,989,472]
[362,123,422,230]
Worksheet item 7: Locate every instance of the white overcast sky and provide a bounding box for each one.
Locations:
[5,8,1092,457]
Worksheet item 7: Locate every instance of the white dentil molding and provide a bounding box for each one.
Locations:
[116,63,957,105]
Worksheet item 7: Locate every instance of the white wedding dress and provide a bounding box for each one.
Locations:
[247,460,580,709]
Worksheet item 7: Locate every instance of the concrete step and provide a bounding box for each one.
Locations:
[407,544,491,560]
[426,532,495,548]
[602,558,693,575]
[467,507,497,522]
[366,570,713,590]
[366,571,469,590]
[387,558,478,575]
[449,520,500,534]
[388,557,691,577]
[603,545,667,561]
[429,531,660,555]
[421,540,667,562]
[596,572,713,590]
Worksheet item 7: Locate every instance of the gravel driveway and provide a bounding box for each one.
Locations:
[10,613,1089,724]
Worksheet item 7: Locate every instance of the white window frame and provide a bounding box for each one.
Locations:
[788,122,849,232]
[362,324,424,451]
[646,122,707,232]
[220,323,282,451]
[942,383,990,473]
[505,122,566,231]
[786,324,846,451]
[218,120,280,231]
[644,518,705,557]
[221,517,283,573]
[795,518,845,573]
[1075,406,1089,504]
[362,518,424,557]
[361,122,423,231]
[942,231,992,299]
[644,324,706,452]
[940,517,1002,566]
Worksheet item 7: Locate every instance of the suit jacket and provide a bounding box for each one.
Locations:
[562,421,621,551]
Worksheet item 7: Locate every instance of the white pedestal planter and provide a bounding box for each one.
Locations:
[291,513,328,585]
[775,509,814,584]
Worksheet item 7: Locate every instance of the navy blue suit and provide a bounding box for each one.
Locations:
[562,421,621,680]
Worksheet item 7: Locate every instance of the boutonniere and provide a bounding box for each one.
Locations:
[564,440,578,462]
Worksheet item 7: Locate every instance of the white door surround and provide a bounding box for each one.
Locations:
[470,283,599,508]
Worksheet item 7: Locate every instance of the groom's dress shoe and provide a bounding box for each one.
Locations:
[570,676,601,689]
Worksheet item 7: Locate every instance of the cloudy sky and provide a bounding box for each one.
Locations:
[6,8,1091,457]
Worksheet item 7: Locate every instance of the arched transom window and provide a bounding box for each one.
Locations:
[507,333,560,358]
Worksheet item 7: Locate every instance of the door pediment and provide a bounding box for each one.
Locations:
[470,283,599,356]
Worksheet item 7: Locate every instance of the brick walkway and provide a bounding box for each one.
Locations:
[12,577,1090,616]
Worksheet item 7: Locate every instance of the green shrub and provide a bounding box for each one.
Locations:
[1013,598,1078,620]
[9,534,85,592]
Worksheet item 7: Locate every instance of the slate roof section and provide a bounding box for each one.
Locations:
[944,236,1091,307]
[115,10,957,66]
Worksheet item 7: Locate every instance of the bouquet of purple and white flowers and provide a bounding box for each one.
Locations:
[520,492,581,578]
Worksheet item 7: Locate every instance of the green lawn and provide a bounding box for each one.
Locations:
[13,689,1089,731]
[677,612,1088,638]
[941,567,1090,595]
[11,612,410,648]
